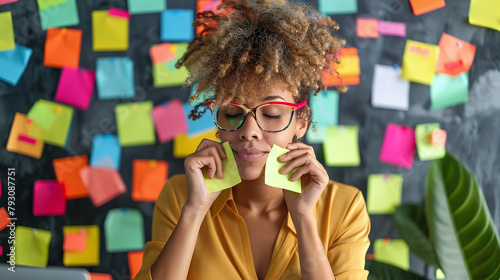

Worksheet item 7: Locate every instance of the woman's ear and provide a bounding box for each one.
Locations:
[294,117,308,141]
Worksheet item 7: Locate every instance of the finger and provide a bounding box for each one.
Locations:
[200,146,225,179]
[279,153,315,175]
[196,139,227,159]
[188,155,217,179]
[281,144,315,161]
[289,163,328,185]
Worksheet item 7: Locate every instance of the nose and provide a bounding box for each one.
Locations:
[238,112,262,140]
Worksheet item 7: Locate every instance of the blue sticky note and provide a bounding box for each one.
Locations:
[38,0,80,30]
[430,72,469,110]
[0,44,32,86]
[183,102,216,136]
[96,57,135,100]
[90,133,121,169]
[310,90,339,126]
[319,0,357,14]
[161,10,194,42]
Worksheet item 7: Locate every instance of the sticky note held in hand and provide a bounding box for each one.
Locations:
[265,144,302,193]
[204,141,241,193]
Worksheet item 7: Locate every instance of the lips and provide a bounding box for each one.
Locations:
[234,148,268,160]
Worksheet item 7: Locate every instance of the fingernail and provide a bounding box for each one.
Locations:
[279,168,285,174]
[279,156,284,161]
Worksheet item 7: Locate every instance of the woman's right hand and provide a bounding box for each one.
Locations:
[183,138,227,213]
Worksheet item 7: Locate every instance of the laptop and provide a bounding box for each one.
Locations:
[0,264,89,280]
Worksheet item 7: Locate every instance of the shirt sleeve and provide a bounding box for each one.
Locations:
[327,190,371,280]
[134,178,184,280]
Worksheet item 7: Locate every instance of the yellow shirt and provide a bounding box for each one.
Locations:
[135,174,370,280]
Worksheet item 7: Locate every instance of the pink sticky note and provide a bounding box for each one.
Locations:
[109,7,131,19]
[79,167,126,207]
[0,245,2,255]
[378,21,406,37]
[152,99,188,143]
[33,180,67,216]
[149,43,177,64]
[63,231,87,252]
[0,0,17,5]
[55,67,95,110]
[379,123,416,169]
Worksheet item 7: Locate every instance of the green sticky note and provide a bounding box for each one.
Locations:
[265,144,302,193]
[115,101,156,147]
[436,268,446,279]
[104,208,144,252]
[415,123,446,160]
[39,0,79,30]
[310,90,339,126]
[27,100,57,131]
[152,43,189,87]
[0,12,15,51]
[28,99,73,147]
[15,226,52,268]
[323,126,360,166]
[367,174,403,214]
[431,72,468,109]
[204,141,242,193]
[37,0,67,10]
[374,239,410,271]
[128,0,166,14]
[319,0,357,14]
[306,125,328,144]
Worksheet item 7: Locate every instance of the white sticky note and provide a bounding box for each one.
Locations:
[371,64,410,110]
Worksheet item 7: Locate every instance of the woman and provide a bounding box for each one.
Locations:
[135,0,370,279]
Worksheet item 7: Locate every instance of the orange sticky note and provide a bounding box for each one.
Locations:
[409,0,445,16]
[44,28,82,68]
[89,273,112,280]
[431,128,447,148]
[0,207,10,231]
[436,33,476,76]
[132,160,168,201]
[357,18,379,38]
[196,0,222,36]
[63,230,87,252]
[323,47,360,86]
[150,43,177,64]
[53,155,89,199]
[6,113,44,159]
[128,251,144,280]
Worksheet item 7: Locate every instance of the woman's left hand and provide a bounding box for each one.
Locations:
[278,141,329,217]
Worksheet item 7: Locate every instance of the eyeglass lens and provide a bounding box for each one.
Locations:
[214,104,293,132]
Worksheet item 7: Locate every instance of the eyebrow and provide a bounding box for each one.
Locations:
[262,95,286,102]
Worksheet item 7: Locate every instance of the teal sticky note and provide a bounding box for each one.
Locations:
[15,226,52,268]
[319,0,357,14]
[430,72,469,109]
[161,9,194,42]
[183,102,216,136]
[415,123,446,160]
[0,44,33,86]
[265,144,302,193]
[104,208,144,252]
[128,0,166,14]
[367,174,403,214]
[204,141,242,193]
[189,82,215,105]
[323,126,360,166]
[90,133,121,169]
[96,57,135,100]
[38,0,79,30]
[306,125,328,144]
[310,90,339,126]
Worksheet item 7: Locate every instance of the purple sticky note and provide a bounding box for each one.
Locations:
[55,67,95,110]
[378,21,406,37]
[152,99,188,143]
[33,180,67,216]
[379,123,416,169]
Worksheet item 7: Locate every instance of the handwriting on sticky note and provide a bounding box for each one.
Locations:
[265,144,302,193]
[204,141,242,193]
[409,45,429,56]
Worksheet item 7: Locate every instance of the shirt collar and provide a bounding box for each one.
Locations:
[286,211,296,235]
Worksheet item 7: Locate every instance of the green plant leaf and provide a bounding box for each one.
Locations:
[394,204,440,268]
[426,153,500,280]
[365,259,428,280]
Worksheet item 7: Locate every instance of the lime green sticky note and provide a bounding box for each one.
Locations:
[0,12,15,51]
[15,226,52,267]
[27,100,74,147]
[38,0,79,31]
[367,174,403,214]
[415,123,446,160]
[63,225,100,266]
[265,144,302,193]
[374,239,410,270]
[152,43,189,87]
[401,40,440,85]
[469,0,500,32]
[323,126,360,166]
[92,10,129,51]
[436,268,446,279]
[204,141,242,193]
[115,101,156,147]
[37,0,67,10]
[104,208,144,252]
[430,72,469,109]
[27,100,57,131]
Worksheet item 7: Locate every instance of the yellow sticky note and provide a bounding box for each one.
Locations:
[6,113,45,159]
[0,11,15,51]
[401,40,440,85]
[265,144,302,193]
[15,226,52,268]
[204,141,241,193]
[323,126,360,166]
[367,174,403,214]
[374,239,410,270]
[173,129,218,158]
[469,0,500,32]
[63,225,100,266]
[92,10,129,51]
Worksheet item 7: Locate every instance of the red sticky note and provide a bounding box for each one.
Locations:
[79,167,126,207]
[0,207,10,231]
[53,155,89,199]
[409,0,445,16]
[89,273,112,280]
[55,67,96,110]
[357,18,379,38]
[44,28,82,68]
[63,231,87,252]
[132,160,168,201]
[436,33,476,76]
[379,123,416,169]
[33,180,67,216]
[152,99,189,143]
[128,251,144,280]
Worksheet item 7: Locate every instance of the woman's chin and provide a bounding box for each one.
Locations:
[237,166,265,181]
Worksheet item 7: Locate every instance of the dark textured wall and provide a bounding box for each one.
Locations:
[0,0,499,279]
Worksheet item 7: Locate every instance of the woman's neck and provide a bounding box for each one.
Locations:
[232,176,286,214]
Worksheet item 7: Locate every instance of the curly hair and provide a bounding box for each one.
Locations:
[177,0,346,125]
